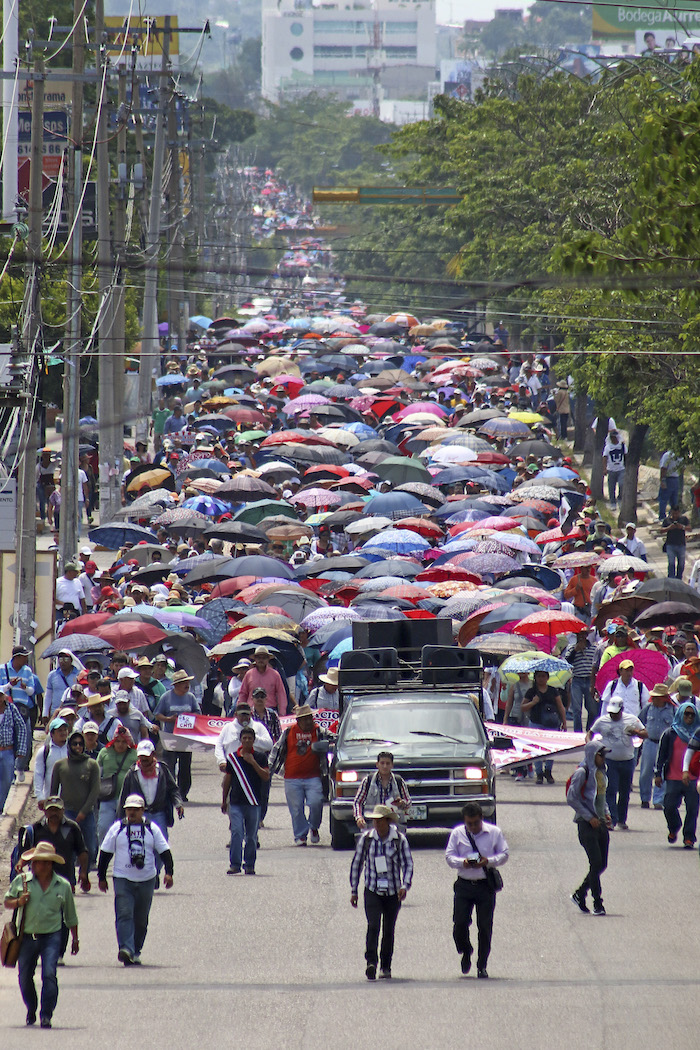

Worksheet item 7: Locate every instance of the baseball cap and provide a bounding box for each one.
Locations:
[49,717,68,730]
[80,546,92,556]
[625,522,636,530]
[618,659,635,670]
[81,721,99,734]
[136,740,155,757]
[44,796,65,810]
[118,667,137,680]
[607,698,624,713]
[123,794,146,809]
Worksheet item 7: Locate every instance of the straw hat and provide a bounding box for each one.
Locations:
[21,841,65,865]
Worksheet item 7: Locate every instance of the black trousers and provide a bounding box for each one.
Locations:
[576,820,609,905]
[364,888,401,969]
[452,878,496,970]
[162,751,192,799]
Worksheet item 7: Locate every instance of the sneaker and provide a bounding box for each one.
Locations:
[640,802,650,809]
[378,968,392,979]
[535,774,544,785]
[294,837,307,847]
[310,829,320,844]
[118,948,133,965]
[544,771,555,784]
[477,968,489,978]
[40,1017,52,1029]
[26,1014,36,1027]
[654,804,663,810]
[618,822,629,830]
[460,952,472,975]
[571,890,590,914]
[683,839,695,849]
[226,866,241,875]
[16,771,25,783]
[514,774,526,783]
[366,963,377,981]
[592,903,606,916]
[132,954,142,965]
[668,832,678,844]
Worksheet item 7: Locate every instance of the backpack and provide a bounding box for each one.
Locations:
[610,678,643,707]
[689,749,700,779]
[10,824,34,881]
[565,767,588,801]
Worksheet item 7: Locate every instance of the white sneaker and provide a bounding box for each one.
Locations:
[16,771,25,783]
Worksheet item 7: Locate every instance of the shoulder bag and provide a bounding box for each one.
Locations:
[1,873,28,967]
[99,750,130,802]
[466,830,503,893]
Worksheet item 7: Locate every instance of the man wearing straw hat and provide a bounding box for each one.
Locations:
[4,841,79,1028]
[349,804,413,980]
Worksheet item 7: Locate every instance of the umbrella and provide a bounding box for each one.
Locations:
[595,649,671,693]
[216,476,279,502]
[633,602,700,629]
[507,440,563,459]
[233,500,298,526]
[635,578,700,608]
[178,558,242,586]
[297,555,370,578]
[479,418,532,439]
[355,559,421,579]
[58,613,112,637]
[498,652,573,687]
[511,486,563,503]
[41,634,112,659]
[179,496,230,517]
[313,622,355,652]
[189,314,212,328]
[155,373,187,387]
[266,523,315,542]
[346,516,394,537]
[513,610,587,644]
[95,622,168,649]
[363,492,428,520]
[196,597,245,644]
[370,456,432,485]
[302,607,363,630]
[395,483,445,507]
[362,529,430,555]
[255,589,327,621]
[151,510,210,537]
[393,517,444,538]
[597,555,651,574]
[593,595,656,630]
[553,552,600,570]
[463,634,533,658]
[88,524,160,549]
[142,633,211,682]
[228,555,295,580]
[125,466,176,495]
[203,521,267,544]
[293,487,342,509]
[455,553,520,576]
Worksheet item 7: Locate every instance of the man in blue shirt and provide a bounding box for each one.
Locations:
[43,651,79,722]
[152,669,201,801]
[0,647,37,780]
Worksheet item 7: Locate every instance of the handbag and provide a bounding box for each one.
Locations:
[1,874,28,967]
[466,830,503,893]
[99,751,129,802]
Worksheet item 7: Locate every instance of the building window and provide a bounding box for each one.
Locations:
[290,22,304,36]
[383,20,417,34]
[384,45,417,59]
[313,45,353,58]
[290,46,304,60]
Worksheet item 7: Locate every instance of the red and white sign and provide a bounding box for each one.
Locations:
[166,710,339,751]
[485,722,586,769]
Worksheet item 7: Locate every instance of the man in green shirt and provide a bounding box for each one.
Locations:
[4,841,79,1028]
[152,397,170,451]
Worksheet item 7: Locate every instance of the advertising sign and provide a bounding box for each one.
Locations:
[593,2,700,38]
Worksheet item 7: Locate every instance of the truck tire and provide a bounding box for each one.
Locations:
[330,812,354,851]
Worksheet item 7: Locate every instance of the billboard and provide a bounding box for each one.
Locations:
[105,15,179,67]
[440,59,473,99]
[17,109,68,179]
[593,2,700,38]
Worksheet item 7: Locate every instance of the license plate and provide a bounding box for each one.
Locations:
[407,804,427,820]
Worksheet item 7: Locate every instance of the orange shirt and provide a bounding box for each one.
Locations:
[284,724,321,780]
[564,573,595,609]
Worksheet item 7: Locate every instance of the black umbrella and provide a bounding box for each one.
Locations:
[634,601,700,627]
[272,445,347,466]
[203,521,268,544]
[350,594,415,610]
[229,555,295,580]
[507,440,563,459]
[311,404,364,423]
[256,589,327,621]
[635,578,700,608]
[315,354,357,373]
[355,559,420,579]
[216,476,279,502]
[593,595,656,630]
[142,633,210,682]
[211,364,257,383]
[368,322,402,337]
[180,558,242,586]
[129,564,172,587]
[322,509,364,529]
[295,555,370,578]
[494,576,548,592]
[217,639,303,678]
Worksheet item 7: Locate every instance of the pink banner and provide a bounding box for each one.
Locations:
[485,722,587,769]
[166,710,339,751]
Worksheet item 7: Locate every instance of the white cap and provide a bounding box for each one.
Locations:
[81,721,99,734]
[80,546,92,556]
[136,740,155,757]
[118,666,137,680]
[123,793,146,809]
[607,698,624,713]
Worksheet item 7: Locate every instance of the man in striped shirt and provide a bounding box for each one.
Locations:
[350,804,413,981]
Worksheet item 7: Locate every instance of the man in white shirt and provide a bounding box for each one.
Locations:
[445,801,509,979]
[588,698,647,829]
[602,430,626,507]
[55,564,86,619]
[599,659,649,717]
[114,667,151,715]
[97,794,174,966]
[620,523,647,561]
[215,702,273,771]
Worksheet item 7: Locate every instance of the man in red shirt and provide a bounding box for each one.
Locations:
[239,647,288,716]
[269,705,334,846]
[564,565,596,623]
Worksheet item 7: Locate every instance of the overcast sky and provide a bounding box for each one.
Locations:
[436,0,531,26]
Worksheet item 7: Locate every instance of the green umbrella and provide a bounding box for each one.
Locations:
[232,499,299,525]
[371,455,432,485]
[235,430,267,444]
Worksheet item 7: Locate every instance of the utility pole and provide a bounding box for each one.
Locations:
[2,0,19,221]
[60,0,86,565]
[110,64,128,505]
[167,87,184,355]
[95,0,120,525]
[136,18,170,444]
[14,60,44,650]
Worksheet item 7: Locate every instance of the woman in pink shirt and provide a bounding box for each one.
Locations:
[238,647,288,715]
[654,702,700,848]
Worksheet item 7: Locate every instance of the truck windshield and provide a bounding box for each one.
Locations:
[343,703,482,746]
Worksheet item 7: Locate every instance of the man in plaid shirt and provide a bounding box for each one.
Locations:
[0,686,29,810]
[350,804,413,981]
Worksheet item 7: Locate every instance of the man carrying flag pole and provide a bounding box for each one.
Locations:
[221,727,270,876]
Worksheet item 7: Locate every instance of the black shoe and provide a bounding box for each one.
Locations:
[571,890,590,914]
[40,1017,52,1029]
[365,963,377,981]
[118,948,134,965]
[26,1014,36,1027]
[535,774,544,785]
[460,952,472,975]
[544,771,555,784]
[378,968,392,979]
[477,968,489,979]
[154,876,160,890]
[227,866,241,875]
[592,903,606,916]
[668,832,678,844]
[641,801,650,809]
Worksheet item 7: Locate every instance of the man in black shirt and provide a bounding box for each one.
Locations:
[661,505,689,579]
[221,726,269,876]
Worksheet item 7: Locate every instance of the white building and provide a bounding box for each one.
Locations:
[262,0,437,104]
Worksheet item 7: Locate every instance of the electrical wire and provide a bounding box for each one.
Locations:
[43,0,90,63]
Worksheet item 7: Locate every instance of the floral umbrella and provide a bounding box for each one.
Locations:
[498,651,573,687]
[283,395,331,415]
[292,487,342,509]
[553,551,601,570]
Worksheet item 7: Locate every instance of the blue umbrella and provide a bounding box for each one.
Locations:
[196,597,246,644]
[79,415,97,425]
[328,636,354,665]
[190,315,213,329]
[88,523,159,549]
[180,496,230,516]
[155,373,187,387]
[363,491,428,520]
[343,422,377,438]
[187,458,232,475]
[362,528,430,555]
[537,467,579,480]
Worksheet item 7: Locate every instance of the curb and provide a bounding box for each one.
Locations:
[0,742,39,854]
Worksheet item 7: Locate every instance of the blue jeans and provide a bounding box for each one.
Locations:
[229,803,260,871]
[607,470,624,503]
[659,477,680,519]
[113,877,156,957]
[605,757,635,825]
[638,739,665,806]
[663,778,699,842]
[569,678,597,733]
[65,809,97,870]
[284,777,324,840]
[18,930,62,1022]
[666,544,685,579]
[98,800,118,847]
[14,705,32,773]
[0,748,15,811]
[530,722,554,776]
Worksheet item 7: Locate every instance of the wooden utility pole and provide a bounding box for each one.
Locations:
[136,18,170,444]
[167,87,184,354]
[14,60,44,649]
[60,0,86,565]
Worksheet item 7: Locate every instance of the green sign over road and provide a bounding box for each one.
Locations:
[593,2,700,37]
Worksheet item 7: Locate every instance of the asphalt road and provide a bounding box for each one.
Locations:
[1,753,698,1049]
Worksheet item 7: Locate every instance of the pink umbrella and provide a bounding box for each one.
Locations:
[595,648,671,693]
[284,395,330,415]
[462,517,520,532]
[395,403,448,420]
[508,587,561,608]
[292,487,342,509]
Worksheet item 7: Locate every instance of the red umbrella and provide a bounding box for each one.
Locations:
[378,584,429,601]
[415,566,482,584]
[474,452,510,466]
[223,406,268,426]
[302,465,350,482]
[393,517,444,538]
[59,612,112,636]
[595,648,671,693]
[95,622,167,650]
[513,610,587,644]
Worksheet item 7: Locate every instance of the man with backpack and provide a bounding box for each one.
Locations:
[567,741,613,916]
[598,659,649,718]
[32,718,69,807]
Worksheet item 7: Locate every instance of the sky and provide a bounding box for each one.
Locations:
[436,0,532,25]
